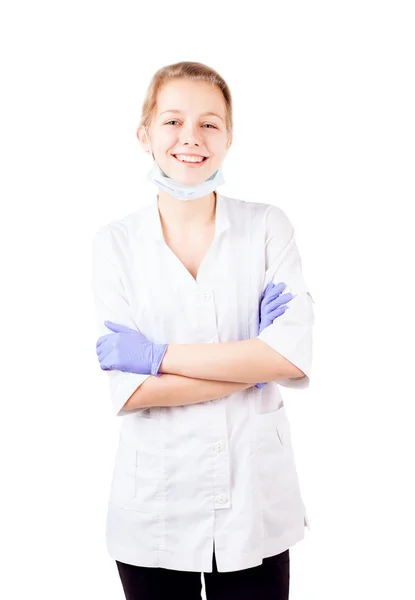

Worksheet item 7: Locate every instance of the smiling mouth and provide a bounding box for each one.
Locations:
[172,155,209,163]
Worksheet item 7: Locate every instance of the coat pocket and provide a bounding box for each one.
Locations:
[252,403,304,518]
[109,436,138,508]
[252,403,291,451]
[110,418,164,513]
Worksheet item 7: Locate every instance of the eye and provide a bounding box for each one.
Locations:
[165,120,217,129]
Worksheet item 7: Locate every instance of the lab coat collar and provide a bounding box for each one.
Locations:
[144,191,230,243]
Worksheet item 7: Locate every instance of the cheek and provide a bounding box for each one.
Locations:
[207,132,229,153]
[209,146,228,167]
[154,128,176,151]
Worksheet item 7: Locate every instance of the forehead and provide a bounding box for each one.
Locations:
[156,79,226,119]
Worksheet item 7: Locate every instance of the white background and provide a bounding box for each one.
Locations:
[1,1,414,598]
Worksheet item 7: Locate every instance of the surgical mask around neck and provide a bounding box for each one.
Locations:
[143,127,225,202]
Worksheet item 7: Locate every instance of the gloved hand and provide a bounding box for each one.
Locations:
[96,320,168,376]
[255,281,295,389]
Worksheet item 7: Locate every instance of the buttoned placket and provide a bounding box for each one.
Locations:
[211,423,231,509]
[146,191,232,510]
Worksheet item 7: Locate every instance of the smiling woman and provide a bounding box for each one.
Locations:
[91,60,313,600]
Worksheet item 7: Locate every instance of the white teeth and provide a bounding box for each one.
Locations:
[175,154,205,163]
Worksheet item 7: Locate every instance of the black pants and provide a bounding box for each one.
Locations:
[116,547,290,600]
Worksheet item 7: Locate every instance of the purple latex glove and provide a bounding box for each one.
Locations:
[96,320,168,376]
[255,281,296,389]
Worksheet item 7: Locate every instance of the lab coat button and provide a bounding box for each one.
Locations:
[216,493,227,504]
[196,290,212,302]
[214,441,224,452]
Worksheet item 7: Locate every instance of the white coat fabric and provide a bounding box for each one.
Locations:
[90,192,315,573]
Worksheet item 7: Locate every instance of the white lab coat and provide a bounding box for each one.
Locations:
[90,192,315,573]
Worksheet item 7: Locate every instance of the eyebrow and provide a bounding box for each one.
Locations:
[159,109,224,122]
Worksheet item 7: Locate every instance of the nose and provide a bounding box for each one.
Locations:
[179,121,203,147]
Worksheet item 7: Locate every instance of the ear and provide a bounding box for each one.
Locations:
[227,132,233,150]
[136,125,151,154]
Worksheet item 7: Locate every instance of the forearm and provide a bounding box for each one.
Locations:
[159,338,304,383]
[123,373,254,410]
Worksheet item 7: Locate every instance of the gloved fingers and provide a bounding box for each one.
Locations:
[96,344,110,359]
[96,339,118,362]
[101,361,116,370]
[262,281,285,299]
[260,285,289,311]
[96,334,113,349]
[264,290,293,307]
[255,382,267,389]
[261,282,273,299]
[99,347,120,370]
[270,281,286,294]
[264,293,294,314]
[261,281,285,300]
[267,305,289,321]
[96,335,118,354]
[99,353,113,369]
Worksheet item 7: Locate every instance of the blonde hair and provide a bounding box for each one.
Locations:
[139,61,233,136]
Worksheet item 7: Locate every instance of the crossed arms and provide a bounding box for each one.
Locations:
[124,338,306,411]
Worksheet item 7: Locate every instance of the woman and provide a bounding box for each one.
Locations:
[91,61,315,600]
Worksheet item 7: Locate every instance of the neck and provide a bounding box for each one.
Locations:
[156,190,217,232]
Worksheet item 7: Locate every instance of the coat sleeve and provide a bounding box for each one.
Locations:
[255,205,315,389]
[90,226,151,416]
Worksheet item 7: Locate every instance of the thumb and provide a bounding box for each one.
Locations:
[104,320,135,334]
